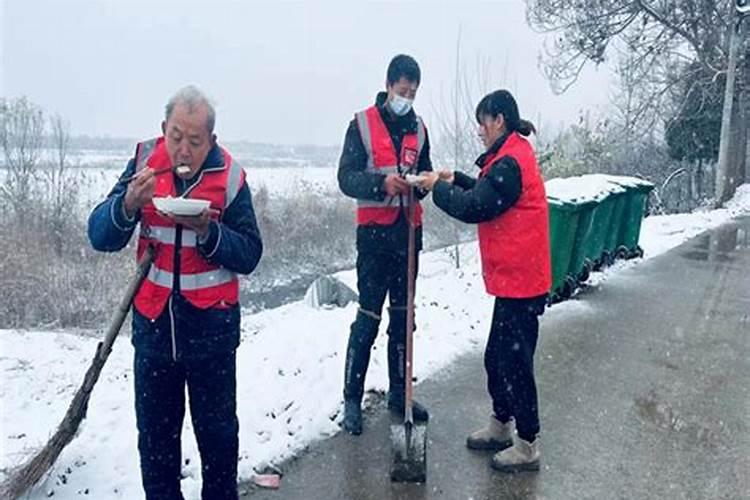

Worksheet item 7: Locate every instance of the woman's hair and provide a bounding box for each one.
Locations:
[475,89,536,136]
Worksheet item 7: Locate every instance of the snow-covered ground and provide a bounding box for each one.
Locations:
[1,184,749,499]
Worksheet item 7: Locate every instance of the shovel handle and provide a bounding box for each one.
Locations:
[404,188,417,425]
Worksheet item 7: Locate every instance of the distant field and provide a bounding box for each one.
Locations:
[68,165,340,206]
[0,147,341,210]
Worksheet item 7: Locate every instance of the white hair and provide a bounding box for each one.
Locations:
[165,85,216,133]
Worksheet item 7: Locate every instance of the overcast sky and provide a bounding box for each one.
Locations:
[2,0,614,146]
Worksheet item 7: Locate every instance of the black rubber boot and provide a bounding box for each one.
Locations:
[342,400,363,435]
[386,334,429,422]
[343,311,380,401]
[342,311,379,434]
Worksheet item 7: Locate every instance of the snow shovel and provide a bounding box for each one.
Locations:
[390,187,427,483]
[0,247,154,500]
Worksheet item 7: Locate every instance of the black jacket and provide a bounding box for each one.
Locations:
[338,92,433,254]
[432,133,522,224]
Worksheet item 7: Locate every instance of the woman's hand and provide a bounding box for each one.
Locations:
[417,172,440,191]
[417,170,454,191]
[438,170,455,184]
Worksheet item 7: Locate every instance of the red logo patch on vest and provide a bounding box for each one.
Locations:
[401,147,418,168]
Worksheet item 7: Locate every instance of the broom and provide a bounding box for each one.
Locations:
[0,247,154,499]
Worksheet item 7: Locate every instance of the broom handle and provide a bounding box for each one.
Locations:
[98,246,154,361]
[405,188,416,425]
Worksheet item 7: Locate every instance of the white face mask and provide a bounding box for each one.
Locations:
[388,94,413,116]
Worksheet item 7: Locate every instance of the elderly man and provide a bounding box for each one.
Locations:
[88,85,262,500]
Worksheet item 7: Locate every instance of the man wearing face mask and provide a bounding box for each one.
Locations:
[337,54,433,435]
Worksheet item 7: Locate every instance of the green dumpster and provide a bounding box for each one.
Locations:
[606,176,654,258]
[547,197,580,300]
[584,185,624,270]
[567,199,598,282]
[546,176,614,291]
[602,189,628,266]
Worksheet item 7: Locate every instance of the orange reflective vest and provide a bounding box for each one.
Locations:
[354,106,426,226]
[133,137,245,319]
[477,132,552,298]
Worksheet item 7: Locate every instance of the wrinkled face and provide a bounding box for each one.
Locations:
[161,102,215,178]
[386,76,419,103]
[477,113,506,150]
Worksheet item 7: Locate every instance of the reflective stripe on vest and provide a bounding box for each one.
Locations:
[145,225,198,248]
[354,108,425,210]
[225,156,244,208]
[147,266,235,291]
[135,138,158,172]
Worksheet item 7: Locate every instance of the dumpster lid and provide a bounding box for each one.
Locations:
[546,175,625,204]
[546,196,581,210]
[586,174,654,192]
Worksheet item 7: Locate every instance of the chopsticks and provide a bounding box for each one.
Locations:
[119,166,175,184]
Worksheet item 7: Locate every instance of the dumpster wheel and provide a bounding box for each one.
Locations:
[579,260,594,283]
[561,275,578,299]
[616,246,630,260]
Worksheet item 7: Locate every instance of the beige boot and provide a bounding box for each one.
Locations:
[491,435,540,472]
[466,416,514,451]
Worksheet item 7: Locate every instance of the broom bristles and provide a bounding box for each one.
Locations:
[1,250,152,499]
[0,347,105,499]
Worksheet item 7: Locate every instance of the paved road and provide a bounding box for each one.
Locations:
[242,217,750,500]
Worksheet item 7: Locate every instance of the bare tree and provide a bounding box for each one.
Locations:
[42,114,79,256]
[429,31,500,267]
[0,97,45,223]
[609,50,669,145]
[525,0,748,203]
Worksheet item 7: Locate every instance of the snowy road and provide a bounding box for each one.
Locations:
[246,216,750,500]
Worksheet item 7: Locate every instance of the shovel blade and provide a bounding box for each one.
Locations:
[390,422,427,483]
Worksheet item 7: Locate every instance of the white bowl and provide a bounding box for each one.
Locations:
[152,197,211,216]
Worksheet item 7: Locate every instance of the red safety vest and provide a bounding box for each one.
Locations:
[354,106,426,226]
[133,137,245,319]
[477,132,552,298]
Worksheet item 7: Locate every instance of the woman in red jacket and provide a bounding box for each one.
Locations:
[419,89,551,472]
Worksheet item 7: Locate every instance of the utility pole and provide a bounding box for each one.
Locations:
[716,0,750,205]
